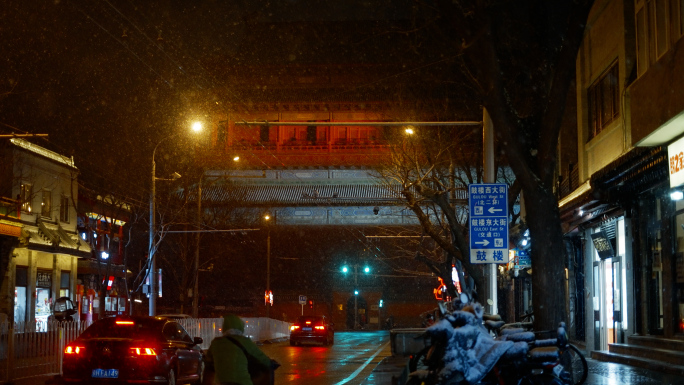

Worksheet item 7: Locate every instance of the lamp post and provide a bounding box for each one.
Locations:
[149,122,202,317]
[264,214,271,318]
[192,152,238,318]
[342,264,370,329]
[191,175,202,318]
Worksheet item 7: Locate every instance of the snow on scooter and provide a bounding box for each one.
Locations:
[406,294,574,385]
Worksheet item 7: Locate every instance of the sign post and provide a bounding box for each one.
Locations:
[469,183,509,264]
[299,295,307,316]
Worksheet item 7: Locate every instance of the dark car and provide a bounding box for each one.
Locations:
[61,315,204,385]
[289,315,334,346]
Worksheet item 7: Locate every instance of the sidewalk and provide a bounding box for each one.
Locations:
[360,352,684,385]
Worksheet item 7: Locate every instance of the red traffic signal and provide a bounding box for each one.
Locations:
[308,300,313,309]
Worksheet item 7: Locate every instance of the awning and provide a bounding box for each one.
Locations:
[22,220,92,257]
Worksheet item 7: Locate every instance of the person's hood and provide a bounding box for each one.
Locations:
[222,314,245,335]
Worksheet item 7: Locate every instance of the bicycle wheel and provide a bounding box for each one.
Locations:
[408,346,431,372]
[559,344,588,385]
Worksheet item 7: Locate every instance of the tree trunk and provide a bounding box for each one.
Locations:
[525,186,567,331]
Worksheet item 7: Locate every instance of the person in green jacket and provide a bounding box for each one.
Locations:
[206,314,274,385]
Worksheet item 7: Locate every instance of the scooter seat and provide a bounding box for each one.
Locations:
[528,346,559,362]
[485,320,506,330]
[502,331,535,342]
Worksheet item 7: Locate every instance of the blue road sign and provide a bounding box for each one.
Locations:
[469,183,509,264]
[299,295,307,305]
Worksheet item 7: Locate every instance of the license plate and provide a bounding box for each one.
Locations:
[92,369,119,379]
[302,327,312,331]
[552,363,564,378]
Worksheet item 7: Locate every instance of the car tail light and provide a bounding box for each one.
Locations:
[305,321,312,325]
[65,345,85,355]
[315,326,325,330]
[116,320,135,325]
[130,347,157,356]
[290,325,300,331]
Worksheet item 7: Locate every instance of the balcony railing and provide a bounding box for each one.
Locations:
[558,164,579,199]
[230,140,391,153]
[0,197,21,219]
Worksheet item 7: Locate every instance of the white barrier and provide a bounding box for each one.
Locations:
[177,317,291,350]
[0,317,291,382]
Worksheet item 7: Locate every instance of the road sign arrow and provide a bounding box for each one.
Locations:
[488,207,503,213]
[475,239,490,246]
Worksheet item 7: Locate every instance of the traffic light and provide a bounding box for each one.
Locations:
[308,299,314,309]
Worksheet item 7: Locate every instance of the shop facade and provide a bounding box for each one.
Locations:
[0,138,91,328]
[75,190,131,321]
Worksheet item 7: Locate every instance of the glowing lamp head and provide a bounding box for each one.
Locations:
[364,266,370,273]
[191,121,202,132]
[342,266,348,273]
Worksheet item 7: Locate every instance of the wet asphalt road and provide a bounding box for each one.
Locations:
[260,330,391,385]
[11,331,684,384]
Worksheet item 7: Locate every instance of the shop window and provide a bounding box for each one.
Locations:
[41,190,52,218]
[35,271,52,330]
[20,183,32,213]
[60,271,70,298]
[259,125,270,142]
[60,196,69,223]
[680,0,684,37]
[118,297,126,313]
[317,127,328,142]
[655,0,669,58]
[636,0,675,76]
[217,123,227,146]
[637,6,648,76]
[105,296,116,312]
[336,127,347,142]
[587,62,619,141]
[14,267,28,324]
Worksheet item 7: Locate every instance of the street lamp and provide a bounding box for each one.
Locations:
[342,264,370,329]
[149,122,202,317]
[192,153,238,318]
[264,213,271,318]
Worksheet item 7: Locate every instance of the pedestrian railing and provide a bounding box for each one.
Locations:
[0,320,91,382]
[0,317,291,382]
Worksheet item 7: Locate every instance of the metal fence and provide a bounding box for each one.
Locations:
[0,317,291,383]
[0,320,89,382]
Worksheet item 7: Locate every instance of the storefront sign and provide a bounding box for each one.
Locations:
[590,231,615,259]
[36,272,51,288]
[0,222,21,237]
[516,250,531,268]
[668,135,684,187]
[677,253,684,283]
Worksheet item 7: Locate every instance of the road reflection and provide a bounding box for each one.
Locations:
[260,331,391,385]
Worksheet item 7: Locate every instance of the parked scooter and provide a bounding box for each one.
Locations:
[406,294,573,385]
